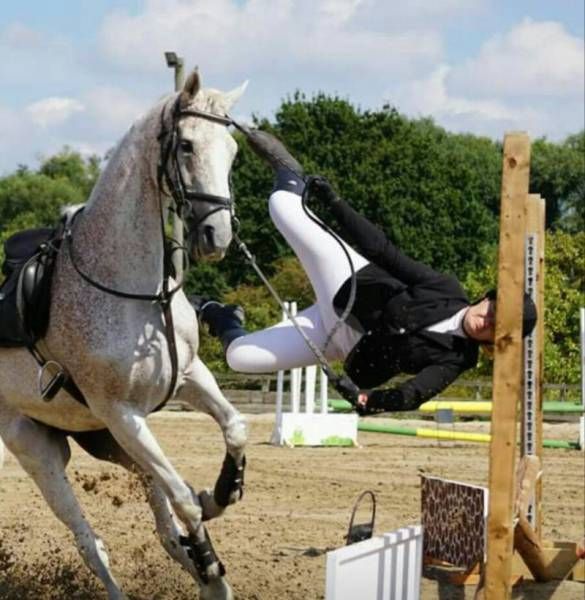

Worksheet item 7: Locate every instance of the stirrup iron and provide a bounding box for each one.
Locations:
[37,360,67,401]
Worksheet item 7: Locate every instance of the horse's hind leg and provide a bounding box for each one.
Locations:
[73,430,216,586]
[0,412,124,599]
[177,355,248,521]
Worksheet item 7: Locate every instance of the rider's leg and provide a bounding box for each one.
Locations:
[243,126,369,323]
[226,303,340,372]
[200,130,369,372]
[268,189,369,331]
[218,192,368,371]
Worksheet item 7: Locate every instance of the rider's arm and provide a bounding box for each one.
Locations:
[356,362,464,414]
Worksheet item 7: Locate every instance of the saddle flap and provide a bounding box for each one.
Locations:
[3,228,55,276]
[0,226,61,346]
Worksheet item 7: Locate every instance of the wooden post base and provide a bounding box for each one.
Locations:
[512,541,585,582]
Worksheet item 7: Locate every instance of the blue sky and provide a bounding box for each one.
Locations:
[0,0,583,174]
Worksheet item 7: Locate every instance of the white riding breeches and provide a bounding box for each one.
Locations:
[226,189,369,373]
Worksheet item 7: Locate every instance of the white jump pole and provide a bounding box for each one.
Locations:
[271,303,288,445]
[579,308,585,450]
[271,300,358,446]
[320,368,328,414]
[580,307,584,412]
[290,302,301,413]
[305,365,316,414]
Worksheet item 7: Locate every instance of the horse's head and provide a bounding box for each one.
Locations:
[163,70,247,262]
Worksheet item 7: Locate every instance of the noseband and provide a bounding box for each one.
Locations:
[158,101,236,230]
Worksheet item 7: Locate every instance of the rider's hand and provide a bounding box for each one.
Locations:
[356,392,370,416]
[308,176,339,204]
[333,376,374,417]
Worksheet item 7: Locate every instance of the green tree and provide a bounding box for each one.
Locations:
[39,147,101,199]
[530,132,585,231]
[206,93,502,299]
[543,231,585,383]
[0,149,101,277]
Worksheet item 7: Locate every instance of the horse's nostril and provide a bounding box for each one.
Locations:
[203,225,215,250]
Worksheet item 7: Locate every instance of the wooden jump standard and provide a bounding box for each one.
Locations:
[482,133,582,598]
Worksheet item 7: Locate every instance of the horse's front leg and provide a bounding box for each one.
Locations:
[73,429,226,593]
[93,402,232,600]
[177,356,248,521]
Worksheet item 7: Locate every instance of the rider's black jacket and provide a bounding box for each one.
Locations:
[330,198,479,412]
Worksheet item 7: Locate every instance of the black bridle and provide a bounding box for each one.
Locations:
[158,101,236,232]
[63,98,238,408]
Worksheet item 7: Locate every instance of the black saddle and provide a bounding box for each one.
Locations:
[0,227,59,347]
[0,219,89,404]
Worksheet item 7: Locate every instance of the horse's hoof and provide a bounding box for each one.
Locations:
[200,578,233,600]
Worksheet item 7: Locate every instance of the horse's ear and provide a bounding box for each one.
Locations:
[222,80,248,111]
[179,68,201,108]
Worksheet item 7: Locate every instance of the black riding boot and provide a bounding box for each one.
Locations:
[243,128,305,194]
[198,301,247,352]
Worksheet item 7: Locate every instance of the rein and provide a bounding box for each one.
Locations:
[63,99,237,408]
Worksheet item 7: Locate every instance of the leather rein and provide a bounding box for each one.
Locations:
[64,98,237,408]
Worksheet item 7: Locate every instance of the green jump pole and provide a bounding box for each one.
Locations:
[329,398,584,414]
[356,420,580,450]
[328,401,580,449]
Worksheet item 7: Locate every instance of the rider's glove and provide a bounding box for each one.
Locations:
[356,389,404,416]
[307,176,340,204]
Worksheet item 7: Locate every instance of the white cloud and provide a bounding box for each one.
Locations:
[449,18,584,98]
[98,0,444,78]
[25,97,86,128]
[0,103,39,173]
[0,3,582,175]
[393,65,520,120]
[346,0,486,35]
[388,18,584,141]
[319,0,364,24]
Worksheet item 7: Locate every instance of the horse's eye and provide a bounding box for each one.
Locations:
[179,140,194,154]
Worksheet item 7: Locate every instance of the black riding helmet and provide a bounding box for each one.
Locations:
[477,289,537,338]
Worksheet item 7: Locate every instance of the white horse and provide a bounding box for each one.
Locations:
[0,70,248,600]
